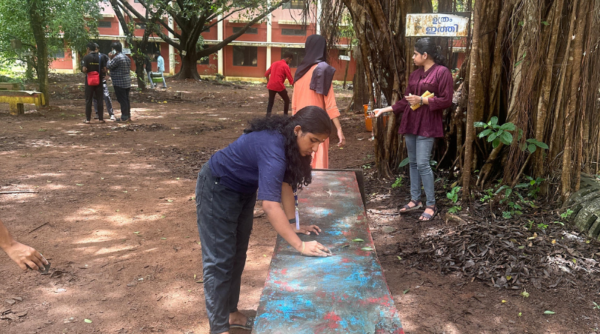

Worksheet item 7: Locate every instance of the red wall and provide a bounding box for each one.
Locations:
[49,48,73,70]
[225,22,267,42]
[98,17,119,36]
[200,20,219,40]
[271,23,316,44]
[329,49,356,82]
[223,45,266,77]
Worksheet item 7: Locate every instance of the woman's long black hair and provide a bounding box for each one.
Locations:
[415,37,446,67]
[244,106,332,190]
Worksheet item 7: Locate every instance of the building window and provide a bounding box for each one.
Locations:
[233,26,258,34]
[282,0,304,9]
[98,21,112,28]
[281,48,305,68]
[281,28,306,36]
[92,40,114,55]
[135,23,146,30]
[233,46,257,67]
[52,49,65,59]
[203,26,210,33]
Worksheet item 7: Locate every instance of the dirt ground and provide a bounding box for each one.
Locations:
[0,74,598,334]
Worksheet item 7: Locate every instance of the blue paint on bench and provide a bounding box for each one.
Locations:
[252,171,404,334]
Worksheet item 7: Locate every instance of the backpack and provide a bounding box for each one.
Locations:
[86,53,101,86]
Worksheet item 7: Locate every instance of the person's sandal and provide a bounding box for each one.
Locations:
[398,200,422,214]
[98,120,105,123]
[83,120,90,124]
[230,316,254,331]
[419,205,438,221]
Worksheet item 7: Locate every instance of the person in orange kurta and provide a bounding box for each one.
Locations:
[291,35,346,169]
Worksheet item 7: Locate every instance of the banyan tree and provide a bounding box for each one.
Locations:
[313,0,600,204]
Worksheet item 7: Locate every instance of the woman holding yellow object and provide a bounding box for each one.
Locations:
[373,37,453,221]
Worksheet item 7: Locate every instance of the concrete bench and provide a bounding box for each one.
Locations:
[252,170,404,334]
[0,90,45,115]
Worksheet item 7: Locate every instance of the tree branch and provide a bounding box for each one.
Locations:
[199,0,290,57]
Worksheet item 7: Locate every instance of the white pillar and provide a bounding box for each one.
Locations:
[217,14,224,75]
[168,16,175,75]
[316,0,322,35]
[266,0,272,70]
[72,49,79,74]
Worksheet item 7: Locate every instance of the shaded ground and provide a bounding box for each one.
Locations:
[0,74,598,333]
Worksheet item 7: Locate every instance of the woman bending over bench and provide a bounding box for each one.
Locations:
[195,106,332,334]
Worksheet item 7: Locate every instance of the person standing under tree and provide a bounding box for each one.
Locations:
[195,106,332,334]
[372,37,453,221]
[107,41,132,122]
[81,42,106,124]
[291,34,346,168]
[155,51,167,89]
[265,53,294,117]
[93,43,116,121]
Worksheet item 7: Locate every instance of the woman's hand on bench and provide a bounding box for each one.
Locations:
[299,241,331,257]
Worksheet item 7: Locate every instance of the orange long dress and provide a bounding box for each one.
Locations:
[291,64,340,169]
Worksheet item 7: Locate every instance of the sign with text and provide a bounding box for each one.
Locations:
[406,13,469,37]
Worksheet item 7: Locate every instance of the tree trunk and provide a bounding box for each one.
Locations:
[132,52,147,90]
[175,50,200,80]
[534,0,564,178]
[462,0,482,202]
[352,45,369,111]
[561,0,586,201]
[28,0,49,106]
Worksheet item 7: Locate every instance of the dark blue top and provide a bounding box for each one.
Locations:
[209,130,286,202]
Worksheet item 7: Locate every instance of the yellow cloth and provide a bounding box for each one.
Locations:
[410,91,435,110]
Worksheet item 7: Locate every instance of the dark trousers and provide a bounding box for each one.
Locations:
[93,82,114,117]
[85,83,103,121]
[266,89,290,116]
[114,86,131,121]
[195,164,256,334]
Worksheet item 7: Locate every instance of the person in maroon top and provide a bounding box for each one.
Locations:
[265,53,294,116]
[373,37,453,221]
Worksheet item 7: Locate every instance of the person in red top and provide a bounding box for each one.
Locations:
[265,53,294,116]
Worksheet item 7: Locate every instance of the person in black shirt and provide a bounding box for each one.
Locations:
[93,44,116,121]
[82,42,106,123]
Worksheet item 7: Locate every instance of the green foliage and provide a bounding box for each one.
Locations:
[0,0,101,77]
[561,209,574,220]
[537,223,548,230]
[474,117,515,148]
[520,138,549,154]
[525,220,534,230]
[399,157,410,168]
[474,118,548,154]
[391,177,403,189]
[515,176,544,198]
[447,186,461,203]
[480,188,494,203]
[448,206,461,214]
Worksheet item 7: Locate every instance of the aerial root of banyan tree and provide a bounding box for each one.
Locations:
[334,0,600,204]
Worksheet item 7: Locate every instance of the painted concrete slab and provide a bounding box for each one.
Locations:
[253,171,404,334]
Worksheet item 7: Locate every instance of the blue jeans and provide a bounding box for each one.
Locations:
[405,134,436,206]
[195,164,256,334]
